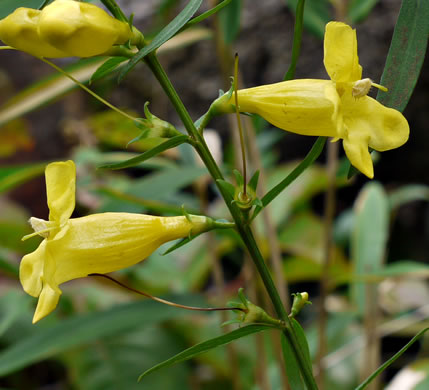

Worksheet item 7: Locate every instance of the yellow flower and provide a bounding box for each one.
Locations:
[0,8,68,57]
[215,22,409,178]
[0,0,140,58]
[21,161,220,323]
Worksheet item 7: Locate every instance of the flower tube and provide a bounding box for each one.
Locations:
[21,161,227,323]
[213,22,409,178]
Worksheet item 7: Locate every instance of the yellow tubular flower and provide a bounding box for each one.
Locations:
[215,22,409,178]
[0,8,68,57]
[38,0,133,57]
[21,161,219,323]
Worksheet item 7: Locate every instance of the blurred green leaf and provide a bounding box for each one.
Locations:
[0,255,19,278]
[376,0,429,112]
[119,0,203,82]
[286,0,331,39]
[351,182,389,316]
[284,0,305,81]
[373,261,429,278]
[0,163,46,193]
[0,292,30,337]
[218,0,242,44]
[67,326,191,390]
[0,295,206,377]
[89,57,128,84]
[355,328,429,390]
[139,324,273,381]
[0,0,43,18]
[99,135,189,170]
[389,184,429,210]
[347,0,379,23]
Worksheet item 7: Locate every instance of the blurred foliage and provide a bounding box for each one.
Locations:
[0,0,428,389]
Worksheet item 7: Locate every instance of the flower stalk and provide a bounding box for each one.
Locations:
[143,51,318,390]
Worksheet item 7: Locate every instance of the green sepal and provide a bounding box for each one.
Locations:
[233,169,243,187]
[248,170,260,192]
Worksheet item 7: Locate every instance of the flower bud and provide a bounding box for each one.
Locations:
[0,8,67,57]
[38,0,135,57]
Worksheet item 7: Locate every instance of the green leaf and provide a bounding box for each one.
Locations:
[118,0,203,82]
[281,333,305,390]
[138,324,273,381]
[351,182,389,316]
[376,0,429,112]
[248,170,260,192]
[373,261,429,278]
[284,0,305,81]
[0,295,206,376]
[218,0,242,44]
[99,0,128,22]
[0,163,46,193]
[183,0,232,30]
[99,135,189,170]
[216,179,236,199]
[89,57,128,84]
[355,328,429,390]
[286,0,330,39]
[0,292,30,337]
[347,0,379,23]
[0,256,19,278]
[0,0,43,18]
[252,136,326,220]
[388,184,429,210]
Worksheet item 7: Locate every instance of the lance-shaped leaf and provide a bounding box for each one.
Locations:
[139,324,274,381]
[355,328,429,390]
[251,136,326,220]
[89,57,128,84]
[376,0,429,112]
[99,135,189,170]
[118,0,203,82]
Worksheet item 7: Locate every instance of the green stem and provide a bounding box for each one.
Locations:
[143,52,318,390]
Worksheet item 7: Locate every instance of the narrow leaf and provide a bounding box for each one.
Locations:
[89,57,128,84]
[252,136,326,220]
[0,296,206,376]
[281,333,305,390]
[118,0,203,82]
[139,324,273,381]
[0,163,46,193]
[99,0,128,22]
[218,0,242,44]
[347,0,379,23]
[376,0,429,112]
[99,135,189,170]
[183,0,232,30]
[355,328,429,390]
[284,0,305,81]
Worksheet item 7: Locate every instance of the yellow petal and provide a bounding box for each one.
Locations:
[46,160,76,225]
[343,132,374,179]
[45,213,205,286]
[236,79,342,137]
[341,93,409,152]
[20,239,47,297]
[0,8,67,57]
[38,0,132,57]
[32,282,61,323]
[323,21,362,82]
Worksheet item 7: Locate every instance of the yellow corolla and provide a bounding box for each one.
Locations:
[0,0,140,58]
[214,22,409,178]
[21,161,224,323]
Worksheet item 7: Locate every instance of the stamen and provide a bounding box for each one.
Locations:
[352,78,388,98]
